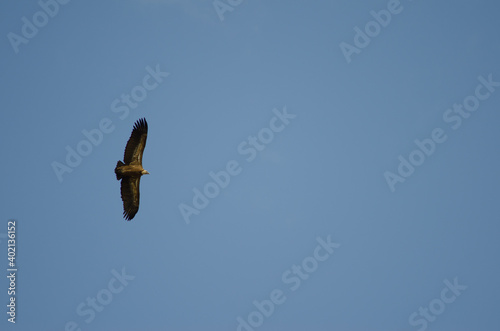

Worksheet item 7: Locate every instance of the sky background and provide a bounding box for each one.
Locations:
[1,0,499,330]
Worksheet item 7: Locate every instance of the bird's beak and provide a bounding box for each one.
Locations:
[144,170,150,175]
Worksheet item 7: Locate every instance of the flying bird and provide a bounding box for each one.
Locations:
[115,118,149,221]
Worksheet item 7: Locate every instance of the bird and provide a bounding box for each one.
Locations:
[115,118,149,221]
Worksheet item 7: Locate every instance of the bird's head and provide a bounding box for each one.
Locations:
[142,170,150,175]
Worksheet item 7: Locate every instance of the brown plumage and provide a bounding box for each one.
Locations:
[115,118,149,221]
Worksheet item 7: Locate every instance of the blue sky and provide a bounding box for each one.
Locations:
[1,0,500,330]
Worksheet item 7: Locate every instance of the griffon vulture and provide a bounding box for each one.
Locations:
[115,118,149,221]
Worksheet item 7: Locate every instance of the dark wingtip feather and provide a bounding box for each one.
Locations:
[134,118,148,133]
[123,210,135,221]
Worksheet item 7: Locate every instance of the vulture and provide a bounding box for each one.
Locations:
[115,118,149,221]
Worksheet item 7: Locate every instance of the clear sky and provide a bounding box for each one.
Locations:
[1,0,499,330]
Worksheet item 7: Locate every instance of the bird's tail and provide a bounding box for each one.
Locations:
[115,161,125,180]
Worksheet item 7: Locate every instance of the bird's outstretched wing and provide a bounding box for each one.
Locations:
[123,118,148,165]
[120,177,141,221]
